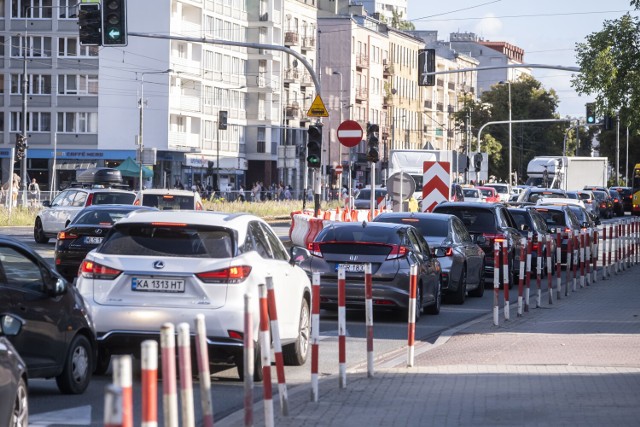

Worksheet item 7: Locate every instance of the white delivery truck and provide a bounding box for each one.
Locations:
[525,156,608,191]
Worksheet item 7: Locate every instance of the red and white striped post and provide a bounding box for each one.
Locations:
[565,229,572,296]
[517,238,525,317]
[243,294,254,427]
[585,230,591,286]
[602,225,608,279]
[266,275,289,415]
[160,323,179,427]
[608,223,614,277]
[365,263,374,377]
[536,233,542,308]
[546,233,553,304]
[177,323,195,427]
[493,242,500,326]
[338,266,347,388]
[572,230,579,292]
[258,284,274,427]
[104,384,123,427]
[580,230,586,288]
[635,218,639,265]
[621,220,627,270]
[626,219,631,268]
[194,315,214,427]
[407,264,418,365]
[555,229,562,299]
[310,272,320,402]
[502,240,510,320]
[615,222,620,274]
[592,228,598,283]
[112,355,133,427]
[525,232,533,312]
[141,340,158,427]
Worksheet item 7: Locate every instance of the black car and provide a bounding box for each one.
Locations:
[592,190,613,219]
[517,188,568,204]
[531,205,582,264]
[0,315,28,427]
[373,212,485,304]
[610,186,633,212]
[299,222,442,319]
[432,202,524,288]
[54,205,157,282]
[608,189,625,217]
[0,236,96,394]
[507,207,556,274]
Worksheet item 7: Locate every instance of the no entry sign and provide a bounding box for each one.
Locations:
[337,120,363,148]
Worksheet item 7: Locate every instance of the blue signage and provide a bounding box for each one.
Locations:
[0,149,137,159]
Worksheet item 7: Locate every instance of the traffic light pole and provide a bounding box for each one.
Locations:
[20,6,30,207]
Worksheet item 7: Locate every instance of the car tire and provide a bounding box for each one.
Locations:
[93,350,111,376]
[283,298,310,366]
[425,278,441,315]
[34,218,49,244]
[449,266,467,305]
[469,264,485,297]
[55,334,93,394]
[12,376,28,427]
[236,342,263,382]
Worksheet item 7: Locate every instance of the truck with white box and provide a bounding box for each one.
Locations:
[525,156,608,191]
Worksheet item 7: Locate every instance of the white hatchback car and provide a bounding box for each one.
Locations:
[133,189,204,210]
[75,211,311,380]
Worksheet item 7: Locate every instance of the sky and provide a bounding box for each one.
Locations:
[406,0,640,118]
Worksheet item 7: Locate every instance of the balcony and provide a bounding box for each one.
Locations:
[299,72,313,87]
[284,32,299,46]
[356,54,369,69]
[285,104,300,118]
[383,60,394,77]
[283,68,300,83]
[302,36,315,50]
[355,86,368,102]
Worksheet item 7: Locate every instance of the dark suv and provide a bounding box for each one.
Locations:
[432,202,523,287]
[0,236,96,394]
[610,186,633,212]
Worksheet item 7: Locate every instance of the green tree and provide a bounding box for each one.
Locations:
[453,75,563,182]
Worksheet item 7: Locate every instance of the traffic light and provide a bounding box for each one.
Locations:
[603,115,614,130]
[474,153,483,172]
[586,103,596,124]
[218,110,228,130]
[102,0,127,46]
[306,125,322,168]
[78,3,102,46]
[366,124,380,163]
[15,134,27,161]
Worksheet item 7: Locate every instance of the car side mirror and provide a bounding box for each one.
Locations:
[475,235,487,245]
[0,314,22,337]
[42,200,51,208]
[433,247,446,257]
[289,246,310,266]
[43,268,67,296]
[520,224,530,231]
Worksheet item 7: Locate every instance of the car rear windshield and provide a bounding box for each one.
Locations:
[317,226,401,245]
[100,225,234,258]
[73,209,138,225]
[92,192,136,205]
[527,191,566,203]
[463,189,479,198]
[142,194,195,210]
[487,185,509,194]
[432,207,496,233]
[376,217,448,237]
[534,209,567,227]
[508,210,531,230]
[356,189,386,200]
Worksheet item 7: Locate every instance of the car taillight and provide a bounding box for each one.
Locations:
[307,242,323,258]
[57,231,78,240]
[80,260,122,280]
[386,244,407,260]
[483,233,506,244]
[613,198,619,203]
[444,247,453,257]
[196,266,251,284]
[86,193,94,206]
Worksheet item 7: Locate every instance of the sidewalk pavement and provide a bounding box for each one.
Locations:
[220,265,640,427]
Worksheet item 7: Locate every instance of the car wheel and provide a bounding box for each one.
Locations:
[55,334,92,394]
[236,342,263,382]
[469,264,485,297]
[425,278,441,315]
[449,266,467,305]
[33,218,49,244]
[93,350,111,376]
[11,377,28,427]
[283,298,310,366]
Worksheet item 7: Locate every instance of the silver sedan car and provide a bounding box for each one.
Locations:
[373,212,486,304]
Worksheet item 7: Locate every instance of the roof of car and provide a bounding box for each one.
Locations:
[537,198,585,207]
[374,212,452,222]
[77,204,156,211]
[435,201,502,209]
[138,189,201,196]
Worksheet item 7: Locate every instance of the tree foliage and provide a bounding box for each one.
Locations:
[453,75,564,183]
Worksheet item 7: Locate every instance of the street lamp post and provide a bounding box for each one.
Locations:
[333,71,343,186]
[504,81,513,186]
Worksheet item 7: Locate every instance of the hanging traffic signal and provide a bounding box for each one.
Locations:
[78,3,102,46]
[586,103,596,124]
[306,125,322,168]
[15,134,27,161]
[366,124,379,163]
[102,0,127,46]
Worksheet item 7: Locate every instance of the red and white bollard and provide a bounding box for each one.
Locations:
[546,233,553,304]
[608,223,614,277]
[572,230,579,292]
[266,275,289,415]
[592,228,598,283]
[177,323,195,427]
[160,323,179,427]
[585,229,591,286]
[615,222,620,274]
[338,266,347,387]
[493,242,500,326]
[579,230,585,288]
[310,272,320,402]
[525,232,533,312]
[407,264,418,365]
[502,240,510,320]
[565,229,572,297]
[622,220,627,270]
[194,315,214,427]
[243,294,254,427]
[555,229,562,299]
[365,263,374,377]
[141,341,158,427]
[104,384,123,427]
[517,238,525,317]
[112,355,133,427]
[258,284,274,427]
[536,233,542,308]
[602,225,608,279]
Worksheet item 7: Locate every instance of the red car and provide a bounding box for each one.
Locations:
[476,186,501,203]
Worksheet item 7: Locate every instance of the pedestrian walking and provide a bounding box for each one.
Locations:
[28,178,41,206]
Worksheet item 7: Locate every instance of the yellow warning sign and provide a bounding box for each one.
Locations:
[306,95,329,117]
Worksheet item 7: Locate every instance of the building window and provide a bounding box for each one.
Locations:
[58,0,77,18]
[58,37,98,57]
[57,112,98,133]
[11,36,52,57]
[11,111,51,132]
[12,0,52,18]
[10,74,51,94]
[257,127,266,153]
[58,75,98,95]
